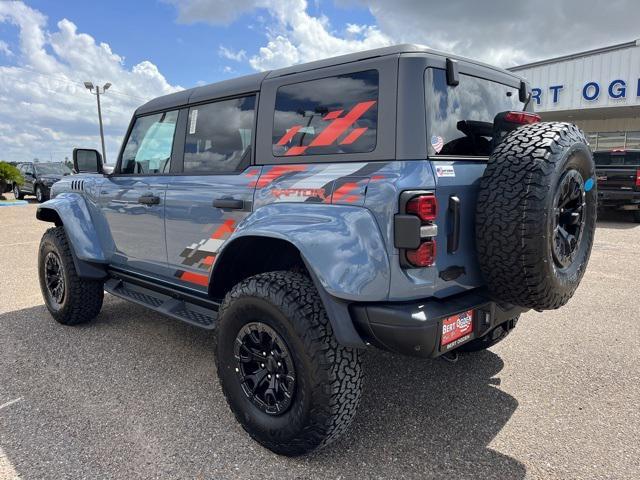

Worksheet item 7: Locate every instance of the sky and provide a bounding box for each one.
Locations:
[0,0,639,163]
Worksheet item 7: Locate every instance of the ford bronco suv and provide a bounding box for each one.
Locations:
[36,45,597,456]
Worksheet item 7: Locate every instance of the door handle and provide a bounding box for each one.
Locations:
[138,195,160,205]
[213,198,244,210]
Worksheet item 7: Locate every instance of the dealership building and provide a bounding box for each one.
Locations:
[509,39,640,151]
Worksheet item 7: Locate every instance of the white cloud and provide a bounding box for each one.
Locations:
[168,0,392,71]
[248,0,392,71]
[219,45,247,62]
[0,40,12,56]
[344,0,640,67]
[168,0,640,71]
[0,2,180,163]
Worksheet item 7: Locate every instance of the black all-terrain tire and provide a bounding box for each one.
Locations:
[13,184,24,200]
[38,227,104,325]
[215,271,363,456]
[458,316,519,353]
[476,122,597,310]
[35,185,47,203]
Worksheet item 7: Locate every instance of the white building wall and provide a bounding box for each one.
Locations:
[514,41,640,113]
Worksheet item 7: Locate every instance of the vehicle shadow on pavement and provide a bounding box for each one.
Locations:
[0,299,525,479]
[308,349,526,479]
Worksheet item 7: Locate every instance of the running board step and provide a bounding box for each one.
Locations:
[105,278,218,329]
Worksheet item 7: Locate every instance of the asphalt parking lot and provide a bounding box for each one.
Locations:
[1,199,638,480]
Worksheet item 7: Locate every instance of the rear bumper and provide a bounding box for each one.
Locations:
[598,189,640,209]
[351,288,527,358]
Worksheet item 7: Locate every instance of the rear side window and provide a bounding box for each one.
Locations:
[273,70,378,157]
[120,110,179,174]
[184,95,256,174]
[425,68,523,156]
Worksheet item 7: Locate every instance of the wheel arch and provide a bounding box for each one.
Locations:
[208,202,392,347]
[36,195,107,279]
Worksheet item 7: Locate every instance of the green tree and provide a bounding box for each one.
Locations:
[0,162,24,200]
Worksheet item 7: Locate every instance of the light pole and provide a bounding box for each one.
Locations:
[84,81,111,163]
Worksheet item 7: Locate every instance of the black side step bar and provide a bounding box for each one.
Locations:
[104,272,219,330]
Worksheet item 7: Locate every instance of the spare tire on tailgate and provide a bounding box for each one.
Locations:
[476,122,597,311]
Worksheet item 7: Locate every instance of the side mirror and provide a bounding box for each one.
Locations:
[73,148,103,174]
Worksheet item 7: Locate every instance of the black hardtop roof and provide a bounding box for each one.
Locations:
[136,44,524,115]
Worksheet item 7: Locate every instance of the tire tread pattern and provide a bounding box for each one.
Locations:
[216,271,362,455]
[39,227,104,325]
[476,122,595,310]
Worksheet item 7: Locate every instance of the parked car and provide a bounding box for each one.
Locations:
[34,44,597,456]
[594,149,640,222]
[13,162,72,202]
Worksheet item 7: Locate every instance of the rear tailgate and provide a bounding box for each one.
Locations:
[594,150,640,191]
[431,160,487,296]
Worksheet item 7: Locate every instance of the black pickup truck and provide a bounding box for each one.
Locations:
[595,149,640,222]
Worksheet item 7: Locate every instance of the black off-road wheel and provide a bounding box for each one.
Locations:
[35,185,47,203]
[215,271,363,456]
[476,122,597,310]
[38,227,104,325]
[13,184,24,200]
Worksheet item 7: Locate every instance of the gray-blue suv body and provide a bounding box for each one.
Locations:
[36,45,597,455]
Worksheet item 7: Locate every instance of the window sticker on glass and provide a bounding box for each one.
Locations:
[425,68,524,157]
[189,109,198,135]
[431,135,444,153]
[183,96,256,174]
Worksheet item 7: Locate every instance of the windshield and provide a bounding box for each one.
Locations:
[593,151,640,166]
[34,163,71,175]
[425,68,524,156]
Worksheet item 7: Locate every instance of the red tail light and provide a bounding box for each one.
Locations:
[636,169,640,187]
[406,240,436,267]
[504,111,541,125]
[406,194,437,222]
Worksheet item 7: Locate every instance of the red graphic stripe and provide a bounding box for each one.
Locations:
[202,255,216,266]
[323,109,343,120]
[253,165,307,187]
[331,182,360,203]
[309,101,376,147]
[276,125,302,145]
[285,146,308,156]
[212,219,235,239]
[180,271,209,287]
[339,127,368,145]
